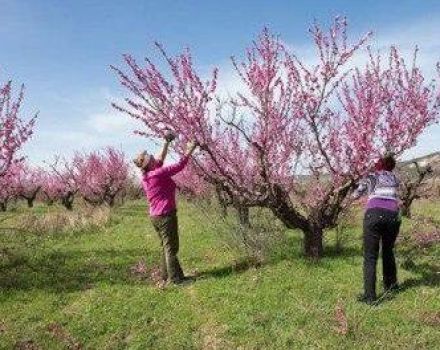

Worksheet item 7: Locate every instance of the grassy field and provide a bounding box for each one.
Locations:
[0,199,439,349]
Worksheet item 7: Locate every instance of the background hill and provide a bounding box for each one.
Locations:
[401,151,440,174]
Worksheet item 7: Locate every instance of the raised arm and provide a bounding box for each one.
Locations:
[151,141,198,177]
[155,132,176,163]
[156,140,171,163]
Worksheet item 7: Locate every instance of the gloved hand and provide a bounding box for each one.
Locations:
[164,130,176,142]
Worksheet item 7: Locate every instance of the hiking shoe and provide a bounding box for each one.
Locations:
[356,294,377,305]
[168,276,195,286]
[384,283,400,293]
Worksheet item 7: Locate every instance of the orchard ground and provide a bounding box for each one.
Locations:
[0,199,439,349]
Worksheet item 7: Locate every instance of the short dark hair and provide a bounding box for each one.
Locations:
[381,153,396,171]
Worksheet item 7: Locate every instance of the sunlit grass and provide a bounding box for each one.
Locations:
[0,199,438,349]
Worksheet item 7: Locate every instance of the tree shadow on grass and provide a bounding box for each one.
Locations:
[0,247,157,293]
[192,233,363,281]
[322,245,360,259]
[195,244,361,281]
[400,262,439,289]
[196,258,262,280]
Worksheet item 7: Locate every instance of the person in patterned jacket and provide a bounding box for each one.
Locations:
[352,153,401,304]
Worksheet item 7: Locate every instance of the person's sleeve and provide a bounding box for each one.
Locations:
[151,156,189,177]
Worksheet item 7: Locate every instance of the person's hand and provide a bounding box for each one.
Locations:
[164,130,176,143]
[199,143,209,151]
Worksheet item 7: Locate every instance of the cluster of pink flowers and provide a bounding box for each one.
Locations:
[174,163,211,199]
[0,160,46,210]
[0,145,132,211]
[73,147,129,206]
[39,171,65,205]
[15,163,45,207]
[0,80,36,177]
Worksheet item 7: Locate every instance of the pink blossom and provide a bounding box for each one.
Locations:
[74,147,129,207]
[0,79,36,177]
[112,17,440,257]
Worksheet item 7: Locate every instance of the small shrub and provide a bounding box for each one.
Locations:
[334,208,358,253]
[195,200,287,264]
[398,215,440,267]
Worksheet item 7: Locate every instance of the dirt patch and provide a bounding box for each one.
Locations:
[13,340,41,350]
[334,300,349,335]
[419,311,440,326]
[199,322,234,350]
[129,259,165,288]
[47,322,83,349]
[0,320,6,333]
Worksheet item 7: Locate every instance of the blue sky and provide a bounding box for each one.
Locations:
[1,0,440,166]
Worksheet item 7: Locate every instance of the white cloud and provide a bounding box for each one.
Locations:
[86,112,136,133]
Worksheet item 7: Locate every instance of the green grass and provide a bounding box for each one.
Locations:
[0,200,439,349]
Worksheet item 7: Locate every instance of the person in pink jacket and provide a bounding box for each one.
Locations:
[134,133,198,284]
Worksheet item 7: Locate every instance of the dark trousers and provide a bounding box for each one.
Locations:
[363,208,401,298]
[151,211,184,282]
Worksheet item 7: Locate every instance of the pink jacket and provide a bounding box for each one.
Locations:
[142,156,189,217]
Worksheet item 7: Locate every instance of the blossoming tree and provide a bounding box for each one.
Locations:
[0,163,20,211]
[48,157,78,210]
[16,163,44,208]
[40,171,64,205]
[0,79,36,177]
[74,147,129,207]
[113,17,440,257]
[398,162,434,218]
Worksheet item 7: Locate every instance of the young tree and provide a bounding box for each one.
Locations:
[0,163,20,211]
[40,171,64,205]
[16,163,44,208]
[48,157,78,210]
[399,162,433,218]
[74,147,129,207]
[113,17,440,258]
[0,79,36,177]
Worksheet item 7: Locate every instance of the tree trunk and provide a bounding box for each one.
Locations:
[215,188,229,218]
[268,185,308,229]
[62,193,74,211]
[235,205,250,227]
[303,226,324,259]
[401,204,411,218]
[106,195,115,207]
[0,202,7,212]
[27,198,34,208]
[401,198,413,218]
[220,205,227,218]
[63,200,73,210]
[271,203,324,258]
[267,190,326,258]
